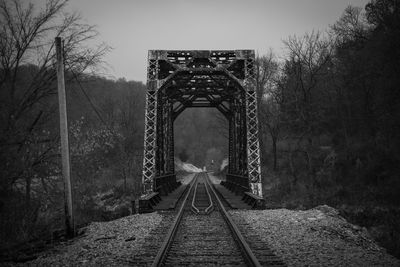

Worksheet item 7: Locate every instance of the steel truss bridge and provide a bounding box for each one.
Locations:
[142,50,263,199]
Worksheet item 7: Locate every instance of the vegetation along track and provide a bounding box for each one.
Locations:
[151,172,285,267]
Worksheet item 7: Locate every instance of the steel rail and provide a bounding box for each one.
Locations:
[191,182,200,214]
[153,172,261,267]
[204,175,214,214]
[204,173,262,267]
[191,173,214,214]
[151,173,198,267]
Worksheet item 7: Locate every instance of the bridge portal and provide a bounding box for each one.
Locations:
[142,50,262,198]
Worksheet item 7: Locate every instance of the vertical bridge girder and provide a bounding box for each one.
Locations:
[142,50,262,197]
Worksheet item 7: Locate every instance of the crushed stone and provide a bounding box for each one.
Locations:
[12,213,163,266]
[230,205,400,267]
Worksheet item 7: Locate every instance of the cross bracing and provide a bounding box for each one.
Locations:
[142,50,263,197]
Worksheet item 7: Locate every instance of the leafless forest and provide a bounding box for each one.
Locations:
[1,0,399,259]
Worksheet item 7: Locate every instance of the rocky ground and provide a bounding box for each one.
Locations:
[2,174,399,266]
[3,213,164,266]
[230,205,400,267]
[4,205,399,266]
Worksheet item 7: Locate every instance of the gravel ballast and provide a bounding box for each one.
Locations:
[230,205,400,267]
[6,190,399,266]
[20,213,163,266]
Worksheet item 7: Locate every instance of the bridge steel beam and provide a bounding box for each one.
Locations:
[141,50,263,199]
[142,54,159,195]
[243,55,263,197]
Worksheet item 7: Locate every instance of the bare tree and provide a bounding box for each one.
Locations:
[260,95,282,171]
[331,5,370,44]
[0,0,108,212]
[283,31,333,140]
[255,51,278,105]
[281,31,334,183]
[329,6,370,152]
[255,52,281,169]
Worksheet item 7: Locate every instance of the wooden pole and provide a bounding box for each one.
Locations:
[55,37,74,237]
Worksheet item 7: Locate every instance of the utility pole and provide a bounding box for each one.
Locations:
[55,37,74,237]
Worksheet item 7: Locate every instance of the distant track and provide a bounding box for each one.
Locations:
[151,172,266,267]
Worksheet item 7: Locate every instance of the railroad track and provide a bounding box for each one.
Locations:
[151,172,284,267]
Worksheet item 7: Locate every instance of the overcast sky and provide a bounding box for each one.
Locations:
[64,0,369,82]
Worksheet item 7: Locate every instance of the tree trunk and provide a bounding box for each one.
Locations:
[289,150,297,188]
[272,136,278,171]
[124,175,127,193]
[25,176,31,209]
